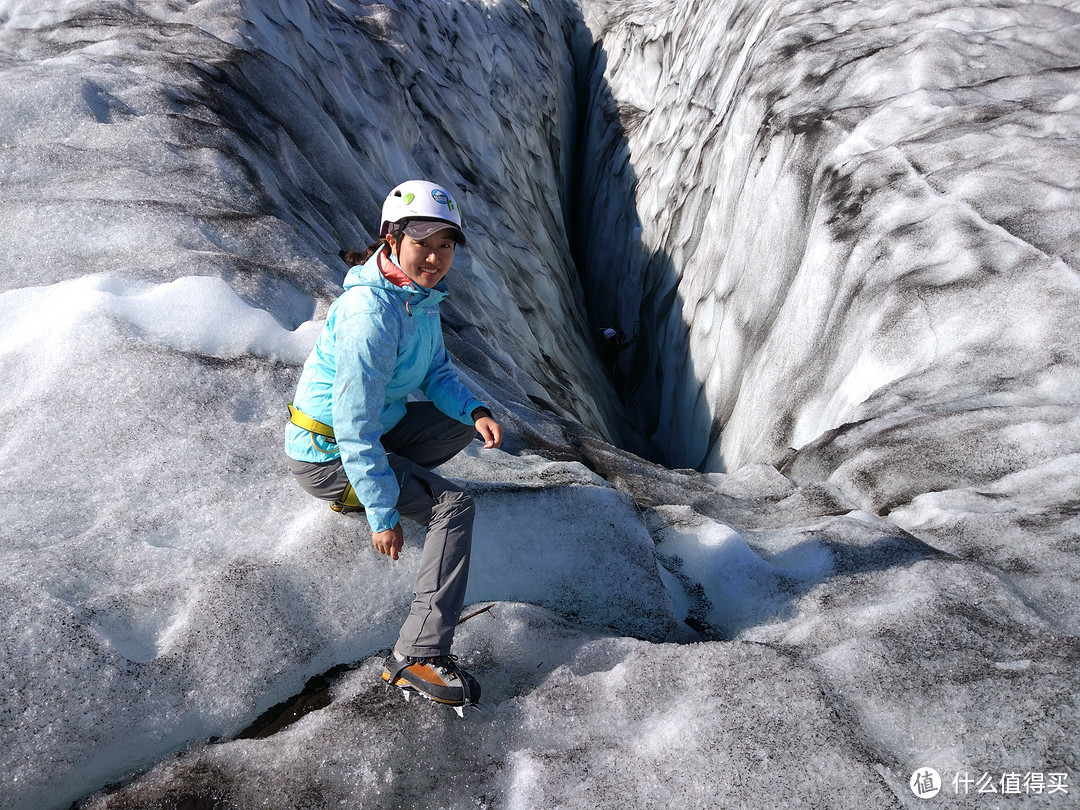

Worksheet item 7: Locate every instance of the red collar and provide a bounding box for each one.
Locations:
[378,248,413,288]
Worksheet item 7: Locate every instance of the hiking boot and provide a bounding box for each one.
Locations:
[382,650,481,708]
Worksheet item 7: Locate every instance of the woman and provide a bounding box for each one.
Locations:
[286,180,502,710]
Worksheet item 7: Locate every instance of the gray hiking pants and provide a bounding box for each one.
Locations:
[288,401,476,657]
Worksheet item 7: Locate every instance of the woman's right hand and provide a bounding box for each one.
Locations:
[373,524,404,560]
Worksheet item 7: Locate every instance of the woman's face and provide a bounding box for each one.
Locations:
[390,229,456,288]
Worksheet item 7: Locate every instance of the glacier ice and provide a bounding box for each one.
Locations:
[0,0,1078,808]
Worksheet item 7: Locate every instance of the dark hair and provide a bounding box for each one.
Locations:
[340,240,388,267]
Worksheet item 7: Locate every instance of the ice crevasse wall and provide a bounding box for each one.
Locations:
[577,0,1080,494]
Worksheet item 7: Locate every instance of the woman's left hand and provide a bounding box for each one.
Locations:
[475,416,503,449]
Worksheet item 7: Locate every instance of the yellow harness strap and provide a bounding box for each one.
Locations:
[289,403,362,513]
[288,402,335,441]
[330,482,361,512]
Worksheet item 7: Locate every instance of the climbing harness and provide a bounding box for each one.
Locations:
[288,402,335,442]
[288,403,363,514]
[330,482,362,514]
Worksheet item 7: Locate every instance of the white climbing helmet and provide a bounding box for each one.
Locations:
[380,180,466,244]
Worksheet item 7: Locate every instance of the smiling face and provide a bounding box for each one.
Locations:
[388,228,456,288]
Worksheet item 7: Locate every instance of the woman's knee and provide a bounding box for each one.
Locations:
[444,485,474,509]
[442,419,477,460]
[435,486,474,521]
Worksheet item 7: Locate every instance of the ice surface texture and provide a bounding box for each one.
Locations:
[0,0,1077,808]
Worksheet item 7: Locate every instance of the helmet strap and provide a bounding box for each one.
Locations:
[386,225,405,259]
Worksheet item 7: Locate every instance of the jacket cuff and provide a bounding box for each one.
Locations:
[470,406,492,422]
[369,508,400,534]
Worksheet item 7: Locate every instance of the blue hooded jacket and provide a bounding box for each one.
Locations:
[285,247,485,531]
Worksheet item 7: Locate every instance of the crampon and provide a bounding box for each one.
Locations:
[381,651,481,717]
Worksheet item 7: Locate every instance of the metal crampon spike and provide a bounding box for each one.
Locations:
[454,705,465,718]
[401,690,411,703]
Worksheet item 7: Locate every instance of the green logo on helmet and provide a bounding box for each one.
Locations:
[403,193,415,205]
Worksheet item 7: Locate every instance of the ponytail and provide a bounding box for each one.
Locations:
[341,218,407,267]
[340,239,390,267]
